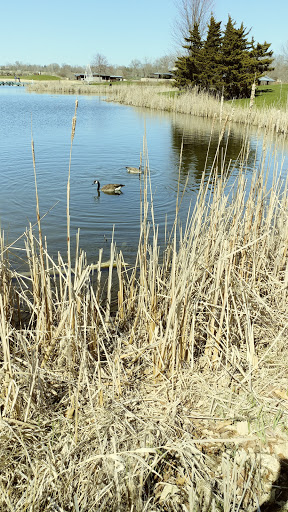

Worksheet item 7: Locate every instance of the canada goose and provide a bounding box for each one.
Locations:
[126,165,142,174]
[92,180,125,194]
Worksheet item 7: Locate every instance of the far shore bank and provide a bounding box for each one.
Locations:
[25,79,288,137]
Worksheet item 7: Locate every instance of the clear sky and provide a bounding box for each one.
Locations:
[1,0,287,67]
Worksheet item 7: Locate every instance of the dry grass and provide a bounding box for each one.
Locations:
[1,102,288,511]
[27,80,288,136]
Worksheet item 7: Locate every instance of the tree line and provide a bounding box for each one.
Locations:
[174,15,274,99]
[0,55,176,81]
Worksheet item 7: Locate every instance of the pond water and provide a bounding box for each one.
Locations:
[0,85,287,269]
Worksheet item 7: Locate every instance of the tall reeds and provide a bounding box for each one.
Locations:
[27,80,288,136]
[1,110,288,510]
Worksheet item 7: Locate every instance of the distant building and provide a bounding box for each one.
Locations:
[109,75,123,82]
[141,71,175,82]
[150,72,174,80]
[74,73,123,82]
[258,75,275,85]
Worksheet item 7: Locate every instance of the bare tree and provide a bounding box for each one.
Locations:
[268,41,288,83]
[129,59,142,79]
[281,41,288,63]
[154,54,177,72]
[91,53,109,76]
[172,0,215,51]
[59,63,75,79]
[142,58,155,78]
[271,49,288,82]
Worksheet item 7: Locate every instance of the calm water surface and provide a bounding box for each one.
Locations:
[0,86,287,269]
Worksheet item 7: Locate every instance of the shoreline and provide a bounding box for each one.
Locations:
[25,80,288,136]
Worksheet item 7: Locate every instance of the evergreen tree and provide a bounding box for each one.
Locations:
[199,15,222,92]
[220,17,253,99]
[249,39,274,79]
[174,14,274,99]
[174,22,203,88]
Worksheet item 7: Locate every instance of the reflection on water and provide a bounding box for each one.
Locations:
[170,111,288,188]
[0,86,287,270]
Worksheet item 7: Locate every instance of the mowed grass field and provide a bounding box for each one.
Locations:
[0,74,60,80]
[232,82,288,109]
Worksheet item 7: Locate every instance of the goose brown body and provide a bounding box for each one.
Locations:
[126,165,142,174]
[92,180,125,194]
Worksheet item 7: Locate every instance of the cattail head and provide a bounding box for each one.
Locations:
[71,99,78,141]
[71,116,77,141]
[249,82,256,109]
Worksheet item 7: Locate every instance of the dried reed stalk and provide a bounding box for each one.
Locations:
[31,122,52,341]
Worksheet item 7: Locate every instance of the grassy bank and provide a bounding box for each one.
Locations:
[26,80,288,137]
[1,102,288,510]
[0,74,61,81]
[233,83,288,110]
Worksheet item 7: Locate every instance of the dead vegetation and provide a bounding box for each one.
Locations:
[26,80,288,136]
[1,101,288,511]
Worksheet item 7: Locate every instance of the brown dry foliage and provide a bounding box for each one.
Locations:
[1,101,288,511]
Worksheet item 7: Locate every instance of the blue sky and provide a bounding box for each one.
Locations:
[1,0,287,67]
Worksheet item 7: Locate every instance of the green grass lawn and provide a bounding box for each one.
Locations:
[166,83,288,109]
[0,74,60,81]
[21,74,61,81]
[234,83,288,110]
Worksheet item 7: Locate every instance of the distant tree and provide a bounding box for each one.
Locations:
[91,53,109,76]
[14,60,23,70]
[142,58,155,78]
[47,63,61,75]
[174,22,203,88]
[73,65,85,74]
[172,0,214,50]
[199,15,222,91]
[58,63,75,79]
[110,65,125,77]
[154,55,177,72]
[271,54,288,82]
[281,41,288,64]
[129,59,142,78]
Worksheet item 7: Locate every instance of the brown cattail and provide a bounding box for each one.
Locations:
[249,82,256,109]
[71,115,77,142]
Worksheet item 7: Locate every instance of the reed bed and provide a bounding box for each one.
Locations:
[27,80,288,136]
[1,105,288,511]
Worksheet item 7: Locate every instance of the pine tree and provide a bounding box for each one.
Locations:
[174,22,203,89]
[249,39,274,79]
[199,15,222,93]
[220,16,253,99]
[174,15,274,99]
